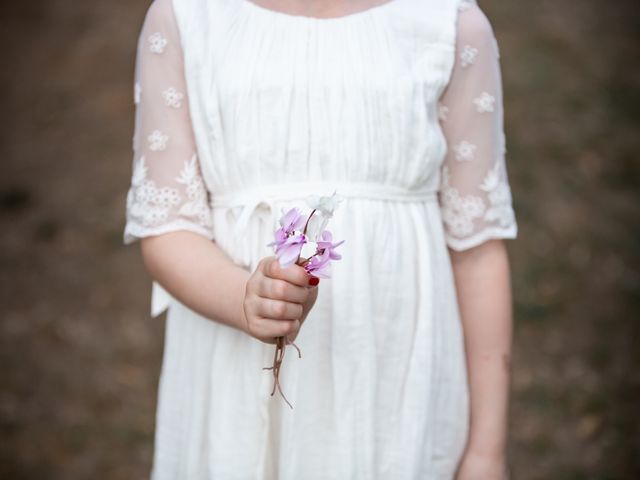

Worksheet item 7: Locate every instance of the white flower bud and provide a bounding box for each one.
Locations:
[305,190,344,217]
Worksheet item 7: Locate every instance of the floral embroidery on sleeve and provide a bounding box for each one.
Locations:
[124,0,214,245]
[148,32,168,54]
[435,0,517,250]
[438,103,449,122]
[127,156,182,227]
[148,130,169,151]
[162,87,184,108]
[453,141,477,161]
[479,161,516,228]
[459,45,478,68]
[439,165,486,237]
[458,0,475,12]
[472,92,495,113]
[175,155,213,228]
[134,82,142,105]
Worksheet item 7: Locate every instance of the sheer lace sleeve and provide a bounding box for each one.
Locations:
[436,0,517,251]
[123,0,213,245]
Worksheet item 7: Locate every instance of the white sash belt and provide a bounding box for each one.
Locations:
[151,181,437,318]
[211,180,438,238]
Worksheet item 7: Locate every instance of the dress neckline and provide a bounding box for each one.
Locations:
[238,0,402,22]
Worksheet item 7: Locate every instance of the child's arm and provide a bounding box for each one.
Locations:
[450,240,512,477]
[140,232,318,344]
[124,0,317,342]
[140,231,252,332]
[436,3,517,476]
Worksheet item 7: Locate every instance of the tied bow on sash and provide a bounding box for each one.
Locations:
[150,181,438,317]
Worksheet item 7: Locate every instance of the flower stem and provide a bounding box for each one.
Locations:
[297,253,318,267]
[264,255,306,410]
[302,209,317,236]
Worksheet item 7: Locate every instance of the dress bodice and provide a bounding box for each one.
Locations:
[173,0,459,199]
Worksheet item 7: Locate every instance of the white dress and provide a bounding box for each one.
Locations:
[123,0,518,478]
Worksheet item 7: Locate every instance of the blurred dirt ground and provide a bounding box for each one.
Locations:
[0,0,638,478]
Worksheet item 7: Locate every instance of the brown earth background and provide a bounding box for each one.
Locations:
[1,0,639,478]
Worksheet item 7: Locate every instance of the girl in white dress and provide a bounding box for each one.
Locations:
[124,0,517,478]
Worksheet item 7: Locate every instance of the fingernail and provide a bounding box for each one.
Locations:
[308,276,319,286]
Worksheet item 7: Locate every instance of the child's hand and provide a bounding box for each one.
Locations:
[242,256,319,345]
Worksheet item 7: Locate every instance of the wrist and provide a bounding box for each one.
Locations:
[465,423,507,460]
[466,399,509,459]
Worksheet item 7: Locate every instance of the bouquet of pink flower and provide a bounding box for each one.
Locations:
[264,191,345,408]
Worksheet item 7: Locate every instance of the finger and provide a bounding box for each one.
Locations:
[257,298,303,321]
[263,257,311,287]
[258,278,310,304]
[254,317,300,339]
